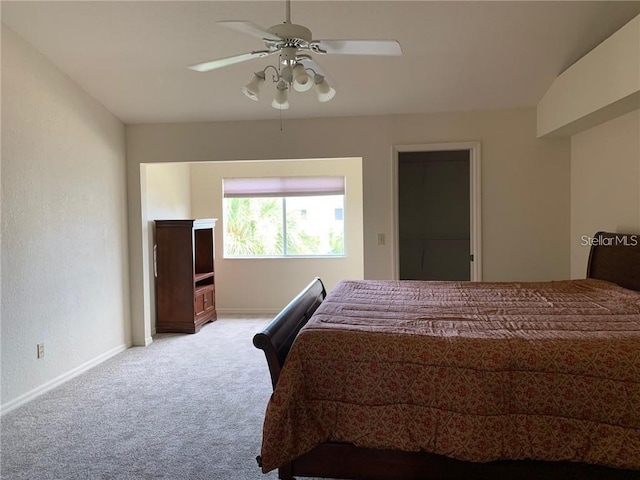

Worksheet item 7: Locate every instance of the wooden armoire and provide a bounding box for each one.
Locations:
[154,219,217,333]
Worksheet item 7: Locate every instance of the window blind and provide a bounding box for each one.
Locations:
[223,176,345,198]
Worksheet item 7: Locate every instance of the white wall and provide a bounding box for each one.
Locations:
[535,15,640,279]
[570,109,640,278]
[144,163,192,221]
[142,163,191,336]
[538,15,640,138]
[126,108,570,344]
[190,158,364,313]
[1,25,130,411]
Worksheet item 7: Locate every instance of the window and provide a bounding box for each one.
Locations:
[223,176,345,257]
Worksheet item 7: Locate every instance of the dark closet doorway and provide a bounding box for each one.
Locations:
[397,150,471,281]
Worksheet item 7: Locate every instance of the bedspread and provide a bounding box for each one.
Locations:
[260,279,640,472]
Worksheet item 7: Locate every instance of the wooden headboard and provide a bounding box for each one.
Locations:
[253,277,326,390]
[586,231,640,292]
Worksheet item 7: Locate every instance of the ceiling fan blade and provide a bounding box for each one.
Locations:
[217,20,282,42]
[188,51,272,72]
[313,39,402,56]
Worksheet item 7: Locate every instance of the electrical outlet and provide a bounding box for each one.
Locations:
[37,343,45,359]
[377,233,386,246]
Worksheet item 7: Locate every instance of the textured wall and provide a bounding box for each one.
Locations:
[189,158,365,313]
[1,25,130,410]
[570,109,640,278]
[142,163,192,337]
[537,15,640,137]
[126,108,571,344]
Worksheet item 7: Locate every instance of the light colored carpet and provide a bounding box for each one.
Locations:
[1,316,290,480]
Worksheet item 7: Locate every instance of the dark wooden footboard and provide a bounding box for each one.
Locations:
[283,443,640,480]
[253,277,326,390]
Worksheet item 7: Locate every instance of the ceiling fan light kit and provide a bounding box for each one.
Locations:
[314,75,336,103]
[241,71,266,101]
[188,0,401,111]
[271,80,290,110]
[292,63,312,92]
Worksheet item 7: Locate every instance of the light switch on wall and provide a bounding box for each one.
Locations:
[377,233,385,246]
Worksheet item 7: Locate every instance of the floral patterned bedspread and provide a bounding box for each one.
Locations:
[260,279,640,472]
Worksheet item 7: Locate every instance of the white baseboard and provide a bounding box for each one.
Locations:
[0,342,130,416]
[133,336,153,347]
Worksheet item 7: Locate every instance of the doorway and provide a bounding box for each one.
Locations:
[392,143,482,281]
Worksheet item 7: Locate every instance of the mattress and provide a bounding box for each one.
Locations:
[260,279,640,472]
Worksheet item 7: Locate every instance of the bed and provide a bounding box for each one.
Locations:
[253,231,640,480]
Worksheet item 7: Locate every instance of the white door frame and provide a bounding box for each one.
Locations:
[392,142,482,281]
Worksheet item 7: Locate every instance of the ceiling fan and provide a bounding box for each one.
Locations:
[187,0,402,109]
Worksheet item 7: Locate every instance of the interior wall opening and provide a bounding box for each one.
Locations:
[140,157,364,336]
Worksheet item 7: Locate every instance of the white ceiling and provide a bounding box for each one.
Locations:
[2,1,639,124]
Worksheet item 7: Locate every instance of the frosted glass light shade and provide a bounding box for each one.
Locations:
[271,80,290,110]
[314,74,336,103]
[292,63,313,92]
[281,66,294,84]
[241,71,265,101]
